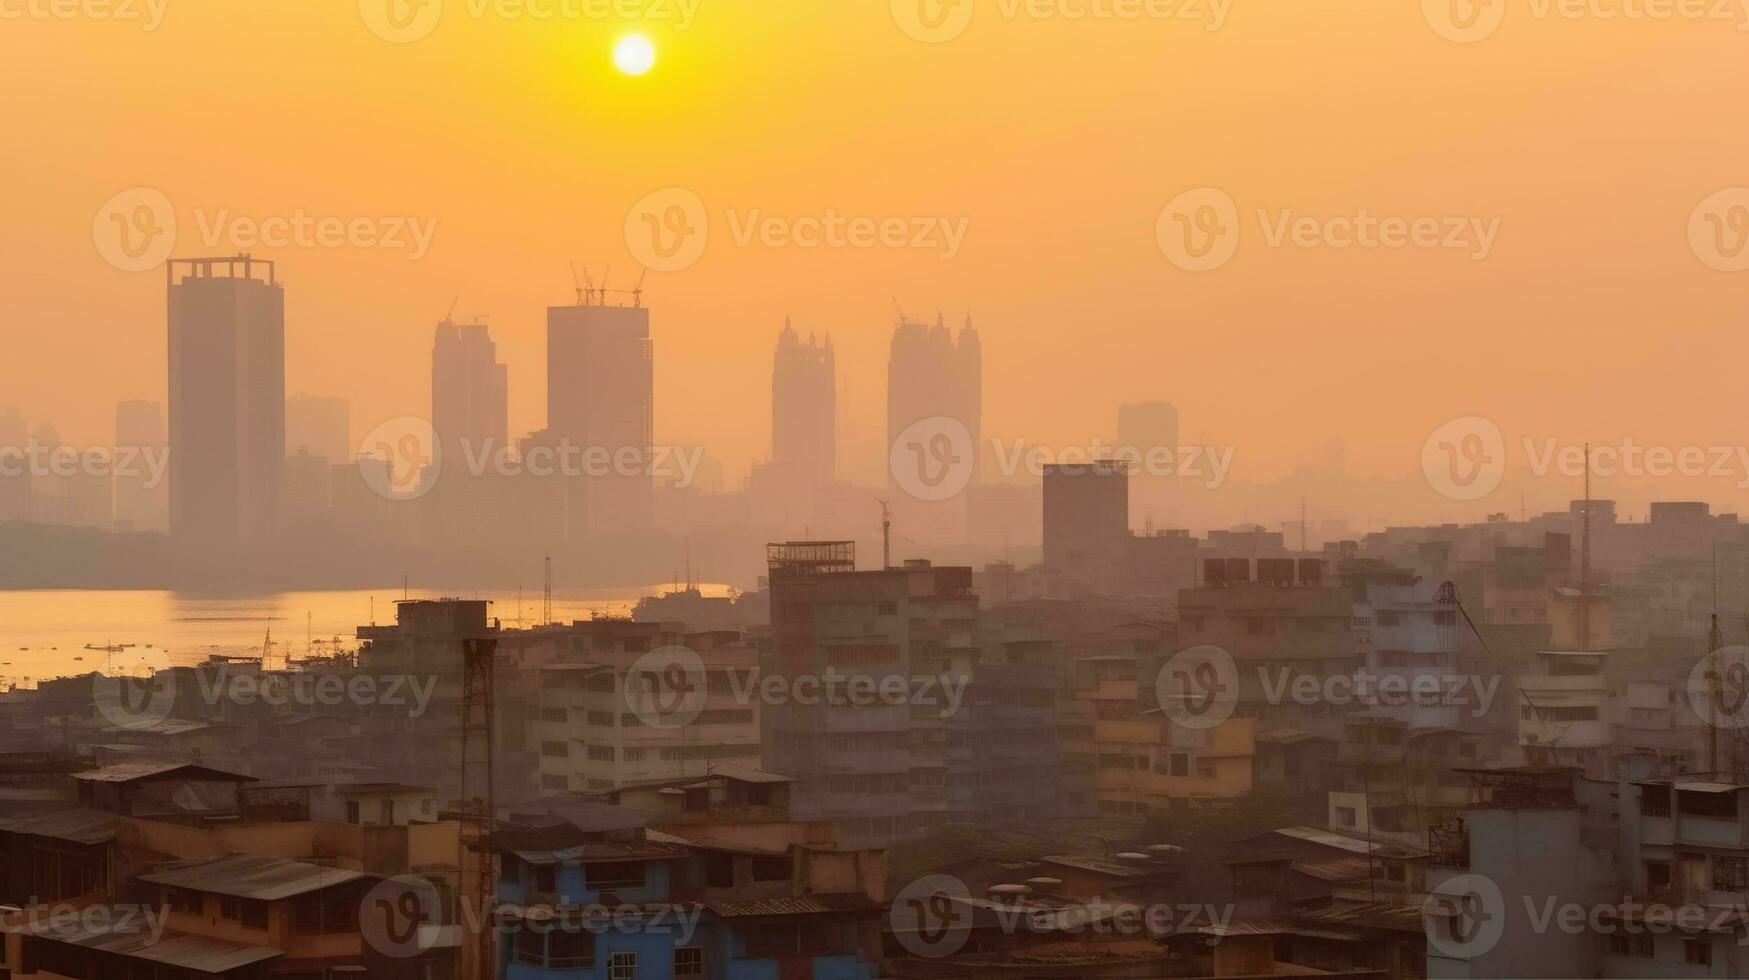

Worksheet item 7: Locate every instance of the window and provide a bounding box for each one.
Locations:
[750,856,792,882]
[541,740,569,757]
[1609,934,1653,957]
[346,801,361,824]
[547,930,594,967]
[1170,753,1188,777]
[588,862,644,889]
[675,946,705,978]
[610,950,637,980]
[1335,806,1357,827]
[1684,940,1712,967]
[1645,861,1671,891]
[1716,856,1749,891]
[533,865,556,895]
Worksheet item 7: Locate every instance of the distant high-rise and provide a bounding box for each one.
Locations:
[772,317,835,486]
[886,312,981,541]
[285,396,351,466]
[1118,401,1179,528]
[114,399,168,533]
[432,318,508,469]
[168,256,285,550]
[1043,460,1130,592]
[547,299,653,536]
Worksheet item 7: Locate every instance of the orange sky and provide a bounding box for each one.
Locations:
[2,0,1747,522]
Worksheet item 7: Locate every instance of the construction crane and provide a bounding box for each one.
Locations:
[569,262,595,306]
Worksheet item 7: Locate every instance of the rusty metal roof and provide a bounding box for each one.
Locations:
[704,894,879,918]
[71,762,256,784]
[26,915,283,972]
[137,855,366,900]
[0,807,117,845]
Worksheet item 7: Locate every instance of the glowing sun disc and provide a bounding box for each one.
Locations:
[613,34,656,76]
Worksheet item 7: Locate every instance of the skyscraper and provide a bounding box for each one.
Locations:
[432,318,508,470]
[886,312,981,542]
[114,399,168,533]
[1118,400,1179,528]
[547,298,653,537]
[168,255,285,550]
[772,317,835,485]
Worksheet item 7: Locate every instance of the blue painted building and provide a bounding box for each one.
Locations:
[490,805,883,980]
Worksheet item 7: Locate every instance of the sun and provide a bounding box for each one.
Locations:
[613,34,656,76]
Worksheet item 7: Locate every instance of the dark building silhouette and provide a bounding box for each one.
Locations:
[886,312,980,541]
[772,317,835,486]
[547,299,653,537]
[167,256,284,550]
[432,317,508,469]
[1043,459,1130,592]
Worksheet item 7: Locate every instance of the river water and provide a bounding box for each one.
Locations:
[0,584,733,689]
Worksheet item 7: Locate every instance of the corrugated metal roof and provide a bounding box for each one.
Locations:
[1255,728,1330,745]
[137,855,366,900]
[1291,857,1375,883]
[1038,854,1145,878]
[26,916,283,973]
[1193,917,1364,942]
[0,807,117,845]
[703,763,795,784]
[71,762,255,784]
[1267,826,1427,859]
[704,894,879,918]
[99,719,212,736]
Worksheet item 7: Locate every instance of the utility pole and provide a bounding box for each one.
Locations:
[543,556,553,627]
[1579,442,1591,652]
[878,500,892,569]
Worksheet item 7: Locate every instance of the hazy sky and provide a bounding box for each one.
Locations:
[3,0,1746,520]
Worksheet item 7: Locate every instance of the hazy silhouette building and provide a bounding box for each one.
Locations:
[773,317,835,485]
[752,319,836,530]
[1043,460,1130,592]
[547,299,653,537]
[428,318,510,546]
[168,256,285,550]
[284,396,351,466]
[1119,400,1179,527]
[886,312,981,542]
[113,399,167,533]
[432,318,508,469]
